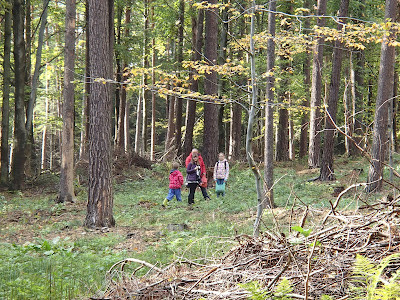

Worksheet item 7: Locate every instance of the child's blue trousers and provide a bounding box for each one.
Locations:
[166,188,182,201]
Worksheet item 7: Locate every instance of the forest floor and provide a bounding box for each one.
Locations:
[0,155,398,299]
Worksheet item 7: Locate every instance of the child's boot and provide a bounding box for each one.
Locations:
[162,198,169,207]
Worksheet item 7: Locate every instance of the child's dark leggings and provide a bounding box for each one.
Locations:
[188,183,197,205]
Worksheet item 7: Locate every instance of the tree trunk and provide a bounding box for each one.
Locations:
[248,0,264,237]
[183,8,204,158]
[308,0,327,168]
[264,0,276,212]
[229,2,244,161]
[289,96,295,160]
[229,102,242,160]
[276,108,289,161]
[115,5,123,147]
[142,0,150,154]
[299,0,312,159]
[80,0,90,158]
[164,95,176,160]
[41,65,49,170]
[218,0,228,153]
[150,4,156,160]
[202,0,219,167]
[175,0,185,156]
[344,72,351,156]
[59,0,76,203]
[353,0,366,138]
[135,95,143,154]
[124,93,130,153]
[25,0,47,177]
[84,0,115,228]
[1,2,12,186]
[25,0,31,90]
[11,0,27,190]
[366,0,397,192]
[319,0,349,181]
[275,2,292,162]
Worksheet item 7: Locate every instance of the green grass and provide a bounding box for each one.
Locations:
[0,156,398,299]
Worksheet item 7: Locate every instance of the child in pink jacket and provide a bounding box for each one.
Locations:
[213,153,229,197]
[163,162,184,207]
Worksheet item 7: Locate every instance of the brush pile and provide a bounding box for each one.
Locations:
[100,199,400,299]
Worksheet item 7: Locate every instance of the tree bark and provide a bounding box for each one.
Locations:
[175,0,185,156]
[319,0,350,181]
[218,0,228,153]
[11,0,27,190]
[299,0,312,159]
[308,0,327,168]
[229,2,244,161]
[264,0,276,211]
[164,95,176,160]
[84,0,115,227]
[248,0,264,237]
[59,0,76,203]
[275,2,292,162]
[1,2,12,186]
[24,0,48,177]
[79,0,90,159]
[150,4,156,160]
[229,102,242,160]
[183,8,204,158]
[115,5,123,147]
[202,0,219,167]
[142,0,150,154]
[135,95,143,154]
[366,0,398,192]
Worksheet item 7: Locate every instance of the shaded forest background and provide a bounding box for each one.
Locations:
[1,0,400,223]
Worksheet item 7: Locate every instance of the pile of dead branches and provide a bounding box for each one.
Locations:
[99,200,400,300]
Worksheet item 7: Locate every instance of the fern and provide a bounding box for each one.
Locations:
[238,281,267,300]
[239,278,294,300]
[350,253,400,300]
[273,278,293,300]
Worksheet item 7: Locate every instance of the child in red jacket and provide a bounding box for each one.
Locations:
[163,162,184,207]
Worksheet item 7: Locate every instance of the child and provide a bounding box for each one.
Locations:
[186,154,201,206]
[213,153,229,197]
[163,162,184,207]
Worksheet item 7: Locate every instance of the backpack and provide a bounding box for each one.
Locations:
[217,161,227,169]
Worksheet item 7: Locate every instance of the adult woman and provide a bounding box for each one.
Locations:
[185,148,211,201]
[186,153,201,207]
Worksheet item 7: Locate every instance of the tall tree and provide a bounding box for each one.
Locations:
[79,0,90,158]
[183,7,204,158]
[115,4,123,147]
[25,0,48,176]
[308,0,327,168]
[84,0,115,227]
[164,93,175,160]
[299,0,312,159]
[248,0,264,237]
[175,0,185,156]
[1,0,12,186]
[264,0,276,210]
[218,0,229,153]
[319,0,350,181]
[229,1,245,161]
[59,0,76,203]
[202,0,219,166]
[366,0,398,192]
[275,3,292,162]
[142,0,150,154]
[150,4,156,160]
[11,0,27,190]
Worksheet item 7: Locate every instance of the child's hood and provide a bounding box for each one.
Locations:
[170,169,180,175]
